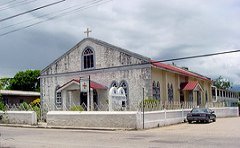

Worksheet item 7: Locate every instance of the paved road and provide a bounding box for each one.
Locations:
[0,117,240,148]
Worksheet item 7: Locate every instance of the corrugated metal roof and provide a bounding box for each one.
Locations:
[151,60,211,81]
[58,79,108,91]
[180,82,198,91]
[0,90,40,96]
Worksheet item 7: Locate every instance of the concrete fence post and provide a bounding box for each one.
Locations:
[164,108,167,125]
[182,108,184,121]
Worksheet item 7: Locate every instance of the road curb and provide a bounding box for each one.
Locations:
[0,123,135,131]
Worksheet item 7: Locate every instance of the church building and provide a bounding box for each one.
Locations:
[40,38,212,110]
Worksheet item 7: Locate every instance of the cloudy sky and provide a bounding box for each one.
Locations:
[0,0,240,85]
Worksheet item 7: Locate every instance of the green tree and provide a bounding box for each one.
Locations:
[8,70,40,91]
[213,76,232,90]
[0,77,11,90]
[0,94,6,111]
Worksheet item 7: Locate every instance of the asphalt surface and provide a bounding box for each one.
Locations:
[0,117,240,148]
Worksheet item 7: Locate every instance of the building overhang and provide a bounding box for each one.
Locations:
[0,90,40,97]
[57,79,108,92]
[180,81,203,92]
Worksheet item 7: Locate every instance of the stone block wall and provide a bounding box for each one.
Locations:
[0,111,37,125]
[47,111,139,129]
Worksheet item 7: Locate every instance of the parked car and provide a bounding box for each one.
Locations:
[187,108,216,123]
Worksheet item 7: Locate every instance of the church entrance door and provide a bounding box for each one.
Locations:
[80,90,98,110]
[197,91,201,106]
[80,92,87,108]
[180,90,184,102]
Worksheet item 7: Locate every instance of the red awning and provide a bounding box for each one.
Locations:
[90,81,108,89]
[58,79,108,91]
[180,81,198,91]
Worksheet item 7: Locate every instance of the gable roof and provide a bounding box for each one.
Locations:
[151,60,211,81]
[57,79,108,92]
[180,81,203,91]
[41,38,150,74]
[41,38,211,82]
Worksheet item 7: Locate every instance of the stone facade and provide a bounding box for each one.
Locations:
[40,38,152,110]
[40,38,213,111]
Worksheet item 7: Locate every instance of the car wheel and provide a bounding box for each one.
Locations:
[213,118,216,122]
[188,120,192,124]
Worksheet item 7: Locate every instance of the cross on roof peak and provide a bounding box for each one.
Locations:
[84,28,92,38]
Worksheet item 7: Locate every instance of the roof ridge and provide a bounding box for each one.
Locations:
[88,37,150,61]
[41,38,150,74]
[151,60,211,81]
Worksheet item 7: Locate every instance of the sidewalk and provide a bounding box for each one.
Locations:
[0,122,47,128]
[0,122,127,131]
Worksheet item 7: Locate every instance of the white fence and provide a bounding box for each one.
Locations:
[47,107,239,130]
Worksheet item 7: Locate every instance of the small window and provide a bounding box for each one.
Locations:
[56,92,62,104]
[110,81,118,88]
[152,81,160,100]
[205,91,208,102]
[168,83,174,102]
[55,85,62,105]
[156,82,160,100]
[120,80,128,105]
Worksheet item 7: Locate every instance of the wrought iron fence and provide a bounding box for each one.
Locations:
[41,101,226,112]
[1,100,226,122]
[4,103,42,121]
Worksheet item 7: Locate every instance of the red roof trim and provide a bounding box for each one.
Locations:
[58,79,108,90]
[180,81,198,91]
[151,60,211,81]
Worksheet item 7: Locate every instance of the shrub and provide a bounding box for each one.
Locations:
[32,105,41,121]
[139,98,160,108]
[70,105,84,111]
[0,100,6,111]
[30,98,41,107]
[19,102,31,110]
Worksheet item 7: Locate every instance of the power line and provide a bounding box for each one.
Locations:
[0,0,65,22]
[0,0,31,10]
[0,0,100,31]
[0,0,111,36]
[41,49,240,77]
[154,49,240,63]
[0,0,17,7]
[109,49,240,67]
[0,0,38,11]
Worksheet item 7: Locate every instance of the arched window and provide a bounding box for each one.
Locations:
[168,83,174,102]
[119,80,128,104]
[152,81,156,99]
[156,81,160,100]
[110,81,118,88]
[205,90,208,102]
[152,81,160,100]
[82,47,95,69]
[55,85,62,106]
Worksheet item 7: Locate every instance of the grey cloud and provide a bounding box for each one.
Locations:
[1,0,240,85]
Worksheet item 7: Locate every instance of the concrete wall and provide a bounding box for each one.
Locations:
[212,107,239,118]
[142,109,191,129]
[47,111,140,129]
[46,107,238,129]
[0,111,37,125]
